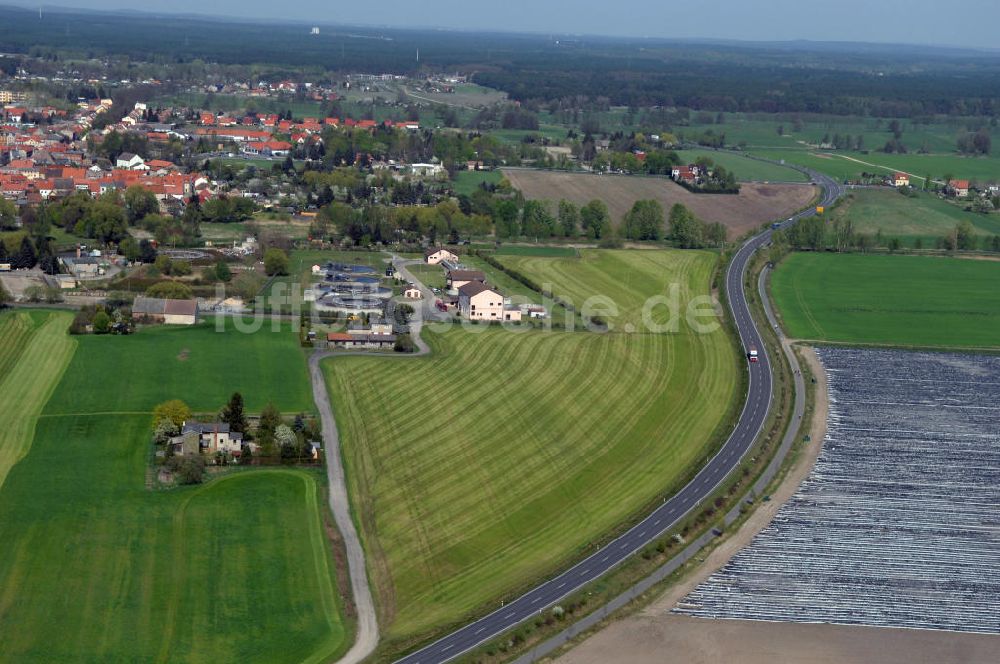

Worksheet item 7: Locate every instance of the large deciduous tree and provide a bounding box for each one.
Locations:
[623,199,664,241]
[580,200,610,239]
[557,199,579,237]
[152,399,192,429]
[0,198,18,230]
[263,248,289,276]
[124,185,160,224]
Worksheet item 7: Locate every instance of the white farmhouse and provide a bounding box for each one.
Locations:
[458,282,521,322]
[115,152,147,170]
[424,247,459,265]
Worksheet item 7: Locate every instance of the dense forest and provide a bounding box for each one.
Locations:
[2,5,1000,118]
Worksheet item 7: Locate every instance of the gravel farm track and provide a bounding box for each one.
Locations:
[501,169,818,239]
[308,256,437,664]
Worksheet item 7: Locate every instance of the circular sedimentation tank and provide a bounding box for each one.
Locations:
[314,294,385,312]
[324,262,376,275]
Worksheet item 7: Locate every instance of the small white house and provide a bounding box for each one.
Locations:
[404,287,423,299]
[425,247,459,265]
[409,163,445,177]
[115,152,147,170]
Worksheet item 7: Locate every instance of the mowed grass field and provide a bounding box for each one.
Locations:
[0,319,352,663]
[494,245,579,257]
[324,249,740,642]
[502,169,817,238]
[0,310,75,489]
[771,253,1000,348]
[829,189,1000,247]
[499,249,721,332]
[43,319,313,415]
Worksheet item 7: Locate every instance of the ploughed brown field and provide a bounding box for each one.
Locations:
[502,169,818,238]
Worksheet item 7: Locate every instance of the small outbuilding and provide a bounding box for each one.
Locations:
[404,287,423,299]
[133,296,199,325]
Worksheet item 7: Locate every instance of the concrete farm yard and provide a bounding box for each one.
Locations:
[0,314,352,663]
[323,248,740,646]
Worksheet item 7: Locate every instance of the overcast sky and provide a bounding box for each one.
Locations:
[34,0,1000,49]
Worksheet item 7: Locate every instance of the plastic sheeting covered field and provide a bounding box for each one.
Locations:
[675,347,1000,634]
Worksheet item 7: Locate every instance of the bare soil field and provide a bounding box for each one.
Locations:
[502,170,818,238]
[558,616,999,664]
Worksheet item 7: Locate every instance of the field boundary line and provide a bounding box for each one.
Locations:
[39,411,152,418]
[779,336,1000,355]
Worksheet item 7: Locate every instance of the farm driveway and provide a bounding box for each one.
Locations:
[309,265,439,663]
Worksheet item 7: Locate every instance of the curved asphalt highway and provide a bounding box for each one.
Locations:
[395,166,843,664]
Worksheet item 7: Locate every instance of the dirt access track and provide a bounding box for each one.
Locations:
[502,169,817,239]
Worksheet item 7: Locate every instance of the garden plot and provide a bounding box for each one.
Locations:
[675,347,1000,634]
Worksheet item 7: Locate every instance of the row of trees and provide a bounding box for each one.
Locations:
[773,216,1000,255]
[956,128,992,156]
[0,235,60,273]
[310,185,733,248]
[495,198,613,240]
[621,201,727,247]
[26,186,246,248]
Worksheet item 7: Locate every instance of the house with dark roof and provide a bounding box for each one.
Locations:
[446,269,486,294]
[180,421,244,455]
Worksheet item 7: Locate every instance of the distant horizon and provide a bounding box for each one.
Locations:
[8,1,1000,53]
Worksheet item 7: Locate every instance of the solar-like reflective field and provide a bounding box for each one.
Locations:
[676,347,1000,634]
